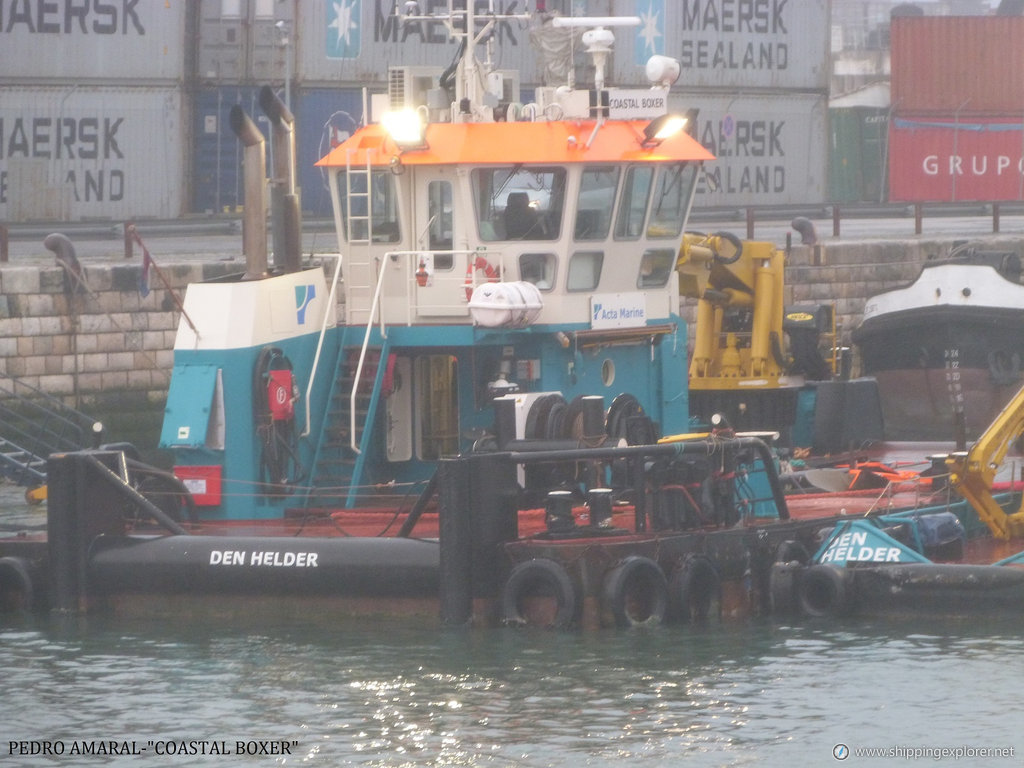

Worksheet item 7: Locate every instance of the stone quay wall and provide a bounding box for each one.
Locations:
[0,259,238,450]
[2,235,1022,449]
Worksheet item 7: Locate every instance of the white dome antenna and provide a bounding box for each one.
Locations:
[552,16,640,93]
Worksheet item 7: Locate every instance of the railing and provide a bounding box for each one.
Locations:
[0,377,102,485]
[348,248,509,454]
[301,254,343,439]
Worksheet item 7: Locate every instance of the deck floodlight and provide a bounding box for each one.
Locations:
[642,113,687,146]
[382,108,427,150]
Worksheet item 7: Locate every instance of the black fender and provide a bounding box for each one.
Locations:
[603,556,668,628]
[501,558,578,630]
[0,557,36,613]
[798,564,850,617]
[769,561,804,615]
[774,539,810,565]
[669,555,721,623]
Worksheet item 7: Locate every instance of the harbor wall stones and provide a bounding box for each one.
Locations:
[783,236,1024,355]
[2,235,1022,449]
[0,260,238,451]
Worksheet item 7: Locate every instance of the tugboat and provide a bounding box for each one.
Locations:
[160,7,719,521]
[0,6,945,628]
[853,243,1024,443]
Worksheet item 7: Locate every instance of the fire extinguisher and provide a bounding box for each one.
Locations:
[254,346,303,493]
[267,368,296,421]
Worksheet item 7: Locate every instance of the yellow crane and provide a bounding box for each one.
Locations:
[946,382,1024,540]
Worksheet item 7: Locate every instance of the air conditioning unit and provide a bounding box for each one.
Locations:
[387,66,444,109]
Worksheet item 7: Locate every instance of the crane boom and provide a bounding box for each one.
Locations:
[946,381,1024,539]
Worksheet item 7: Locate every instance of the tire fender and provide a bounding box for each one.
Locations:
[602,556,668,628]
[774,539,810,565]
[769,561,804,615]
[501,558,578,630]
[0,557,35,613]
[669,556,721,623]
[798,564,850,617]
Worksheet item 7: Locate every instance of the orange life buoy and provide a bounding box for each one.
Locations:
[464,256,499,301]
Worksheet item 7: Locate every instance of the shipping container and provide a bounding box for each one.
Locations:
[0,0,187,84]
[295,0,544,86]
[191,86,364,219]
[196,0,295,85]
[0,86,185,222]
[671,92,827,208]
[891,16,1024,115]
[611,0,829,92]
[889,114,1024,203]
[191,86,263,216]
[829,107,889,203]
[295,88,366,218]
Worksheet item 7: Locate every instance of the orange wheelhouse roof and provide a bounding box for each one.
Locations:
[316,119,715,168]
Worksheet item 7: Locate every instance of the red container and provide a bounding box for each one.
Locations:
[891,16,1024,115]
[888,113,1024,202]
[173,465,223,507]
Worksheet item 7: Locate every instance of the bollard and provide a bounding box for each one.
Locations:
[124,221,134,259]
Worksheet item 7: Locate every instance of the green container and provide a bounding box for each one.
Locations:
[829,107,889,203]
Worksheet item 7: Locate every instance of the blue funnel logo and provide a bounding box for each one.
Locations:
[295,284,316,325]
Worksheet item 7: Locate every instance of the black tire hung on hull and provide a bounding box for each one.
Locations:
[602,556,668,628]
[501,558,579,629]
[774,539,810,565]
[0,557,35,613]
[669,555,721,623]
[798,564,850,617]
[253,346,303,494]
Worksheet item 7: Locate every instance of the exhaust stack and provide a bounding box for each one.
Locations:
[229,105,269,280]
[259,85,302,274]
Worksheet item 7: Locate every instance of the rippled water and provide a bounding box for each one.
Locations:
[3,483,1024,767]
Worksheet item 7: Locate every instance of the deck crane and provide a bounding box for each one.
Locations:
[946,381,1024,539]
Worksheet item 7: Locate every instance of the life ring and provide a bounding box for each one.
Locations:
[797,564,850,617]
[464,256,499,301]
[668,556,721,623]
[0,557,35,613]
[602,556,668,628]
[501,558,578,629]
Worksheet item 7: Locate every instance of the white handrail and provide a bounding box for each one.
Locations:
[348,248,507,453]
[350,255,390,454]
[301,254,343,438]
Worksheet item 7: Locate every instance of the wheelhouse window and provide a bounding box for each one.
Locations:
[336,170,401,243]
[519,253,557,290]
[567,251,603,292]
[472,166,566,241]
[428,180,454,269]
[614,166,654,240]
[637,248,676,288]
[647,163,697,239]
[574,167,619,241]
